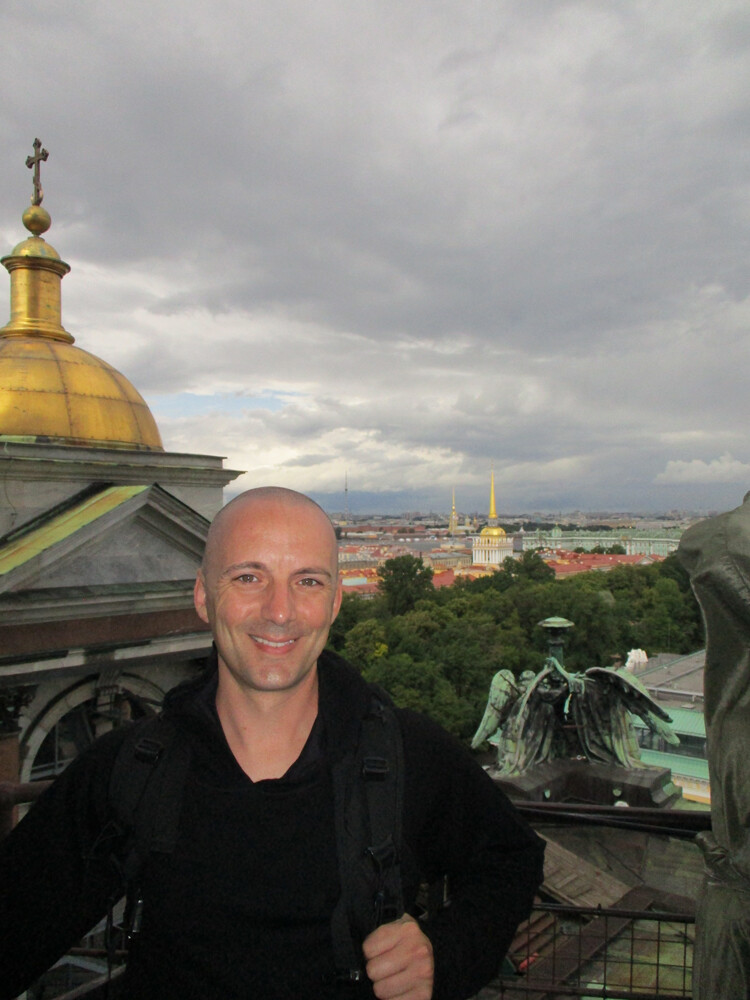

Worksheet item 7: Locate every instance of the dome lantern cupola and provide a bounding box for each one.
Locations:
[0,140,163,451]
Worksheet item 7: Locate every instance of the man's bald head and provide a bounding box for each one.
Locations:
[195,487,342,697]
[202,487,338,579]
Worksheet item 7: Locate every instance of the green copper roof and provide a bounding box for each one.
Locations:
[639,748,709,781]
[0,484,148,577]
[633,706,705,738]
[539,616,575,629]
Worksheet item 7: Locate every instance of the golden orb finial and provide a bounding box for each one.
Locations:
[22,203,52,236]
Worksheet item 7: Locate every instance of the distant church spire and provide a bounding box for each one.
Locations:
[488,468,498,527]
[448,487,458,534]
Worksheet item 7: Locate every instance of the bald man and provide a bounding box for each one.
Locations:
[0,488,544,1000]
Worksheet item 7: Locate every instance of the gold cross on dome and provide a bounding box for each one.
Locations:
[26,138,49,206]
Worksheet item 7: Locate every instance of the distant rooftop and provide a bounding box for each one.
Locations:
[638,651,705,707]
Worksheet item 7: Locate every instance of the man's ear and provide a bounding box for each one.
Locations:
[194,570,210,624]
[330,577,343,623]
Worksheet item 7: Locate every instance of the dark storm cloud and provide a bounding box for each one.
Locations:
[2,0,750,512]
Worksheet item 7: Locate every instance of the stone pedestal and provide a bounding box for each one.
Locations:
[490,758,682,808]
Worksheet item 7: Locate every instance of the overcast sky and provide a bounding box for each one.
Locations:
[2,1,750,516]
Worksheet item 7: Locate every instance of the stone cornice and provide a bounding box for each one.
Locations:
[0,441,242,486]
[0,630,213,687]
[0,579,196,625]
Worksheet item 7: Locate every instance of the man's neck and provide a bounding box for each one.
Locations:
[215,666,320,782]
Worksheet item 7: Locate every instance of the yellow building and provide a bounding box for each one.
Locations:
[472,470,513,566]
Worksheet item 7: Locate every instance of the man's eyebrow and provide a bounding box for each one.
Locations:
[295,567,334,580]
[220,561,266,577]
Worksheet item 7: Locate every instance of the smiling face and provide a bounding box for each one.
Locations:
[194,490,342,697]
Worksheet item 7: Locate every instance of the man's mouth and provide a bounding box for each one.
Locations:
[251,635,297,649]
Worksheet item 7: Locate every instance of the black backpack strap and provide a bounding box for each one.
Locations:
[96,715,190,985]
[330,686,405,984]
[361,695,405,928]
[108,715,191,884]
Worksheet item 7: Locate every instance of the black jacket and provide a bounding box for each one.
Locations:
[0,651,544,1000]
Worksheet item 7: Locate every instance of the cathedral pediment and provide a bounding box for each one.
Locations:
[0,483,208,597]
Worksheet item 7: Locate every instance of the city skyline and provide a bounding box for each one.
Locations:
[303,481,709,521]
[2,2,750,515]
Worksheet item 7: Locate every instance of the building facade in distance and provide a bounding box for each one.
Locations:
[472,470,514,567]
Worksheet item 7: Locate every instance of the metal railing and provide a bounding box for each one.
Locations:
[32,901,696,1000]
[489,898,694,1000]
[34,965,126,1000]
[514,801,711,840]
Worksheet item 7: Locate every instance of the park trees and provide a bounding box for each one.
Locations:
[333,550,703,740]
[377,554,434,616]
[342,619,388,671]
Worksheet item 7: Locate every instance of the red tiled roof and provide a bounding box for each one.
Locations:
[340,581,379,595]
[546,551,663,578]
[340,566,379,580]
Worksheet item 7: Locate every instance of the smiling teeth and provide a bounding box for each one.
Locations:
[253,636,295,648]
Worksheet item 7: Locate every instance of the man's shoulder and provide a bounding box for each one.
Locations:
[318,647,365,680]
[45,711,192,808]
[63,721,138,777]
[317,650,475,771]
[318,649,373,711]
[4,723,136,848]
[395,706,483,783]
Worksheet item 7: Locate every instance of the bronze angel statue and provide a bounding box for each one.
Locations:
[471,650,679,777]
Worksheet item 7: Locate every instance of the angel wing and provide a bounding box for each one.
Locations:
[611,667,680,746]
[576,666,680,767]
[471,669,519,748]
[491,665,569,775]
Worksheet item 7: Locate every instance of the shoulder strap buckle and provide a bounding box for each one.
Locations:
[366,835,399,874]
[362,756,389,779]
[133,737,165,765]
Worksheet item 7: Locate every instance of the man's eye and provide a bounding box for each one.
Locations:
[236,574,258,584]
[299,578,322,587]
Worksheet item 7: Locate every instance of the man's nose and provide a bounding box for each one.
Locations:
[261,582,295,624]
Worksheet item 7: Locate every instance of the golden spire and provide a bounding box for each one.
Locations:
[480,467,505,537]
[448,487,458,534]
[0,140,163,451]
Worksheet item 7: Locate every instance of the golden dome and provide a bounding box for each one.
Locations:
[0,337,162,450]
[480,524,506,537]
[0,142,163,451]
